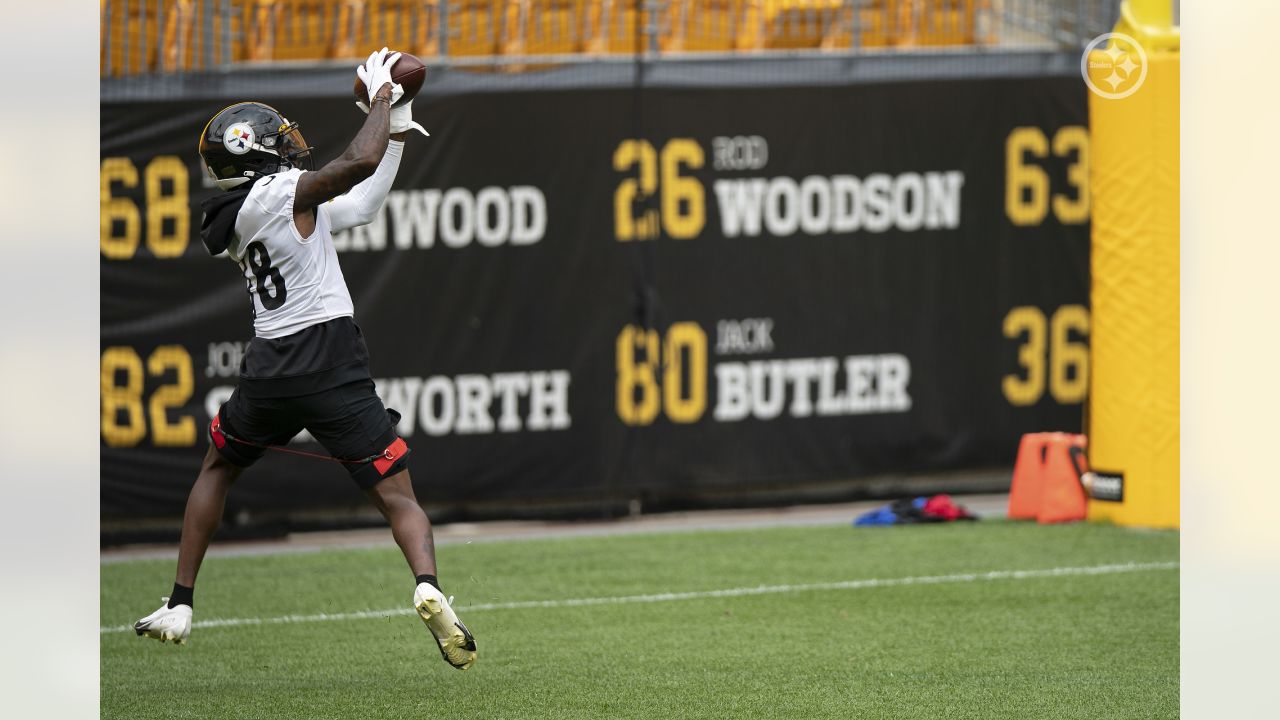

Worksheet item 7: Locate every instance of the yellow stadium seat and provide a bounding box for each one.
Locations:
[754,0,844,50]
[664,0,763,53]
[903,0,980,47]
[498,0,586,57]
[580,0,643,55]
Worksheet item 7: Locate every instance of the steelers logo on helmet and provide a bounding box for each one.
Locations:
[223,123,256,155]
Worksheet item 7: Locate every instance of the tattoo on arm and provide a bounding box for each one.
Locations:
[294,84,395,214]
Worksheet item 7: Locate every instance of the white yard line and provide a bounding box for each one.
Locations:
[102,560,1177,634]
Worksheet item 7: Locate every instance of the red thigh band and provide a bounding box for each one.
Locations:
[210,415,227,449]
[373,437,409,476]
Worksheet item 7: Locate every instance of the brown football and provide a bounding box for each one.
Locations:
[353,51,426,108]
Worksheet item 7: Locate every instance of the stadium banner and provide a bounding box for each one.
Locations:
[101,76,1090,519]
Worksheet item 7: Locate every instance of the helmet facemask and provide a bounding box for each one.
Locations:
[262,118,315,172]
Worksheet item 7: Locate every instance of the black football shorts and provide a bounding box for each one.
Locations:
[210,378,411,489]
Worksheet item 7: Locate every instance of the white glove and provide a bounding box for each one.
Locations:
[356,94,429,138]
[389,101,429,137]
[355,47,404,106]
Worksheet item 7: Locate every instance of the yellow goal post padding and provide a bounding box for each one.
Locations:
[1086,0,1178,529]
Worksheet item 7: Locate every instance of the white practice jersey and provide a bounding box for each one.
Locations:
[230,168,354,339]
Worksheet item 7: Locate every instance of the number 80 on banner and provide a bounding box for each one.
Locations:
[616,323,708,425]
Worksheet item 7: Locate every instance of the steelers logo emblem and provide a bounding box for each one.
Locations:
[1080,33,1148,100]
[223,123,256,155]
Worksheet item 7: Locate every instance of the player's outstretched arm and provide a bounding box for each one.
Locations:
[295,48,404,214]
[326,137,403,232]
[294,88,393,214]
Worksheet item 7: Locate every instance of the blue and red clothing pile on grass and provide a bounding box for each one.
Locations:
[853,494,977,526]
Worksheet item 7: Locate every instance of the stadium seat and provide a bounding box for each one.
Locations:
[900,0,982,47]
[448,0,508,57]
[665,0,755,53]
[102,0,148,74]
[583,0,644,54]
[500,0,592,58]
[247,0,344,62]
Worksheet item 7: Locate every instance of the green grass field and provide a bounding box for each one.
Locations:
[101,520,1179,719]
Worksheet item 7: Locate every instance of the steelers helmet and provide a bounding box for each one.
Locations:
[198,102,314,191]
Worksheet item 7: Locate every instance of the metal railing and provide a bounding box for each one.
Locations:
[996,0,1119,47]
[101,0,1121,76]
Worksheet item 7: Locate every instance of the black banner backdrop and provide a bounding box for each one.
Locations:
[101,75,1091,519]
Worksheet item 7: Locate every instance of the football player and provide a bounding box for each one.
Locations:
[133,48,476,671]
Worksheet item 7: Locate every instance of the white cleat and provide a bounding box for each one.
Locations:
[134,599,192,645]
[414,583,477,670]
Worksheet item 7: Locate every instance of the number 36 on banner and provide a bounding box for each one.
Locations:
[1002,305,1090,406]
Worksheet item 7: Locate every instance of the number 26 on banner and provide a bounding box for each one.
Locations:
[613,139,706,241]
[1002,305,1090,406]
